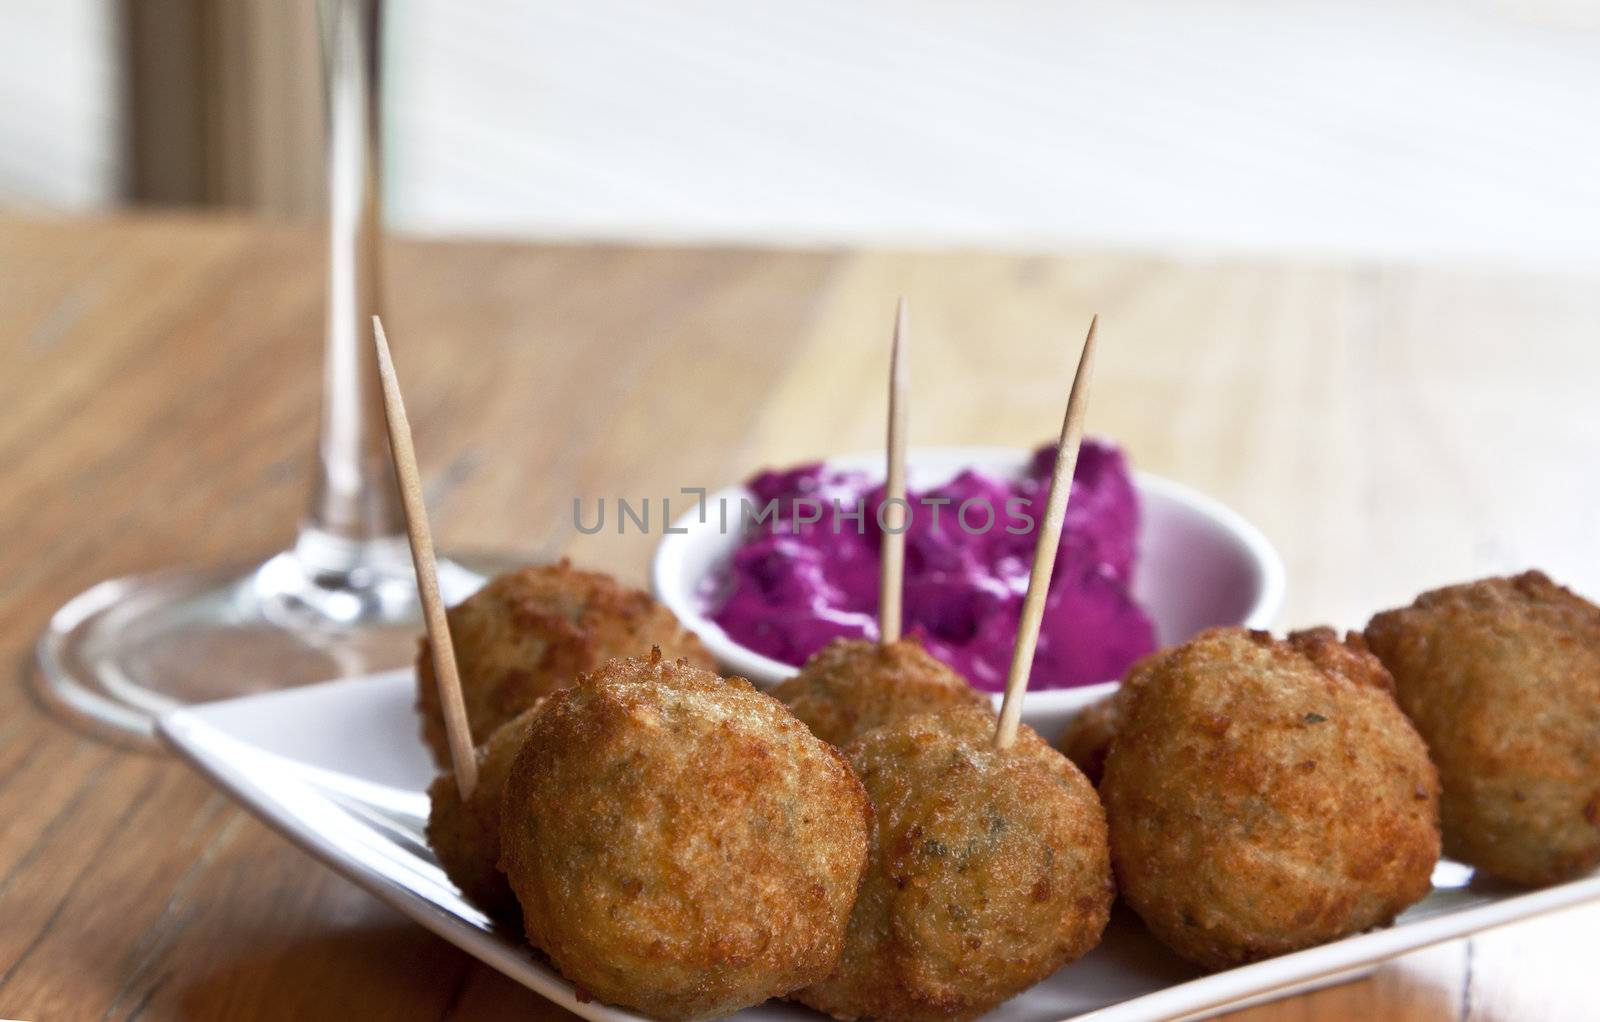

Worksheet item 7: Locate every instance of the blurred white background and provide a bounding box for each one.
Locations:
[5,0,1600,262]
[1,0,121,210]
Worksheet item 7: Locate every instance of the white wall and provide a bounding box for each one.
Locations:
[2,1,1598,265]
[0,0,120,210]
[386,0,1600,262]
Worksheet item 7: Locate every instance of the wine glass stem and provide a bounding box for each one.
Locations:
[305,0,406,576]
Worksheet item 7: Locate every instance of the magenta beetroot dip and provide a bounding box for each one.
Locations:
[701,441,1157,690]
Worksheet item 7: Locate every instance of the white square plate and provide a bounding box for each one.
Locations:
[158,671,1600,1022]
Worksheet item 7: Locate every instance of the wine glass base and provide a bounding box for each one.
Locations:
[33,550,529,750]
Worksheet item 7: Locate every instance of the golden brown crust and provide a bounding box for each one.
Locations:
[426,699,547,921]
[417,560,713,766]
[1056,695,1120,786]
[1054,647,1170,786]
[499,654,871,1022]
[774,638,993,748]
[1101,627,1441,971]
[1281,626,1397,694]
[795,707,1113,1022]
[1364,571,1600,886]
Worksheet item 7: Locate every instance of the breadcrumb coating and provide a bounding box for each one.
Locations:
[417,560,713,765]
[1364,571,1600,886]
[796,706,1112,1022]
[1102,627,1440,970]
[426,699,547,921]
[775,638,993,748]
[499,653,871,1021]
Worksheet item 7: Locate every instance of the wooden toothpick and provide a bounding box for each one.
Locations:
[994,316,1100,750]
[879,297,910,645]
[372,316,478,798]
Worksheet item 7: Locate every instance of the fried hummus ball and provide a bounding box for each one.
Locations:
[417,560,713,766]
[1364,571,1600,887]
[499,653,871,1022]
[1056,694,1121,786]
[795,706,1113,1022]
[426,698,546,921]
[1101,627,1440,971]
[773,637,993,748]
[1056,648,1168,785]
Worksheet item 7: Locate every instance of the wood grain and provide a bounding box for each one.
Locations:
[2,213,1599,1021]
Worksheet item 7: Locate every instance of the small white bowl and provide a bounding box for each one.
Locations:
[652,446,1286,720]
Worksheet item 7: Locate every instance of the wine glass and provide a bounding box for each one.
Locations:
[34,0,521,746]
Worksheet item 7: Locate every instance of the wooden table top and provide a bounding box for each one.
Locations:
[3,213,1597,1021]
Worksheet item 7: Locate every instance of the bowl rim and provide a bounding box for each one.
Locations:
[651,445,1286,711]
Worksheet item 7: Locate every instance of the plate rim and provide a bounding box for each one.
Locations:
[156,703,659,1022]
